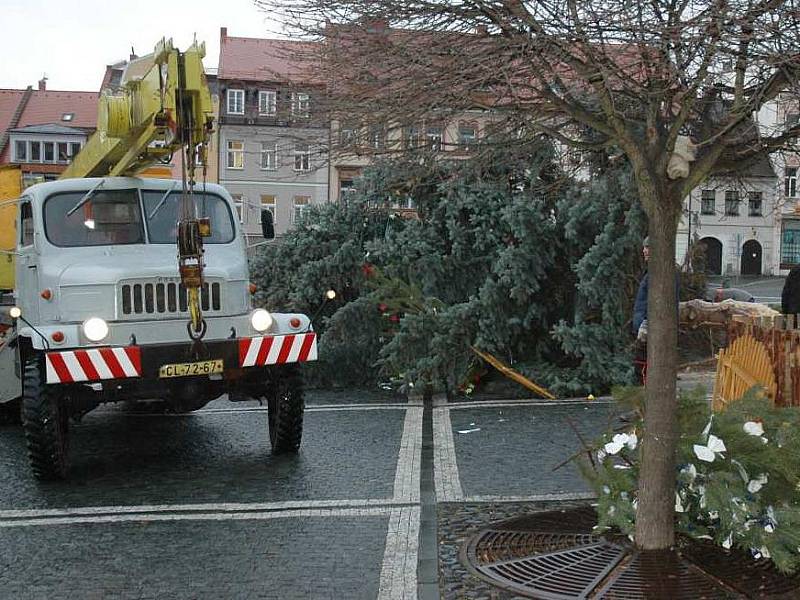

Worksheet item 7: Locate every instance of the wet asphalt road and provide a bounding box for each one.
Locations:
[0,390,626,600]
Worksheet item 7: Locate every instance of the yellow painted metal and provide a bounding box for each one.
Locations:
[60,38,214,179]
[712,334,776,411]
[0,166,22,290]
[471,346,556,399]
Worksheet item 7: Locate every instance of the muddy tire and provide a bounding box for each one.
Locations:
[266,365,304,454]
[21,360,69,480]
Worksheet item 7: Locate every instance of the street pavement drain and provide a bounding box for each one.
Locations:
[461,506,800,599]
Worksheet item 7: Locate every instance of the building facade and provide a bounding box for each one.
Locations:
[0,79,97,185]
[676,166,778,276]
[217,28,328,241]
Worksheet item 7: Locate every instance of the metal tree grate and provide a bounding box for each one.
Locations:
[462,509,800,599]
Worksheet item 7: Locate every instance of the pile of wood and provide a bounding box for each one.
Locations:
[679,299,779,330]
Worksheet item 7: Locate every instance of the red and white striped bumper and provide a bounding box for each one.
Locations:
[45,347,142,384]
[239,333,317,367]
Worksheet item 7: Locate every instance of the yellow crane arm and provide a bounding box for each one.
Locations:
[60,38,214,179]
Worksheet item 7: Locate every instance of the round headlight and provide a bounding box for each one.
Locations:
[251,309,274,332]
[83,317,109,342]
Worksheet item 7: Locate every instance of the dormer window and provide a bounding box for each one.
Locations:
[61,113,74,122]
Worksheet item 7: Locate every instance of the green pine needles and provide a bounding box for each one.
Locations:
[584,387,800,573]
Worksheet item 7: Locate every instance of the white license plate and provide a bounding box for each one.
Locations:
[159,359,224,378]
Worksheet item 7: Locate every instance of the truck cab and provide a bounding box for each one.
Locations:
[2,177,315,479]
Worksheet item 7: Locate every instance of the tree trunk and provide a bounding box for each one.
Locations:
[634,203,680,550]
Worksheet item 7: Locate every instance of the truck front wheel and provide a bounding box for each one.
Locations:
[266,365,304,454]
[21,360,69,480]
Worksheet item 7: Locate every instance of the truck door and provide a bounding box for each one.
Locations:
[16,199,40,324]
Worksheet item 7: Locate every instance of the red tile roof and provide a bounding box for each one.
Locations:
[218,35,322,84]
[0,89,26,139]
[15,90,98,129]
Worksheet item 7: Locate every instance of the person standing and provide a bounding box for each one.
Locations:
[781,264,800,316]
[632,237,650,385]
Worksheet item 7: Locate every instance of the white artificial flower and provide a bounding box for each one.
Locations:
[613,464,632,470]
[604,433,631,455]
[608,505,616,516]
[743,421,764,437]
[761,546,771,559]
[626,432,638,450]
[596,449,607,463]
[632,499,639,511]
[602,485,611,494]
[767,506,778,526]
[702,415,714,437]
[747,473,769,494]
[708,510,719,520]
[722,534,732,549]
[765,523,775,533]
[675,493,685,513]
[697,485,707,508]
[681,463,698,481]
[693,435,726,462]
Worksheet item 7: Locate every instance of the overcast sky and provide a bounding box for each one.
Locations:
[0,0,283,91]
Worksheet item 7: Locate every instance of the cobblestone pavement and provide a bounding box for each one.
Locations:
[0,376,717,599]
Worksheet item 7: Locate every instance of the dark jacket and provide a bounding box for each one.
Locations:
[782,265,800,315]
[632,269,681,335]
[633,272,648,335]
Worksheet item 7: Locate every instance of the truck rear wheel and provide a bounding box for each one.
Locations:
[21,360,69,480]
[266,365,304,454]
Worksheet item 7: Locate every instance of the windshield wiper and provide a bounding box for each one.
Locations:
[67,180,105,217]
[147,181,179,219]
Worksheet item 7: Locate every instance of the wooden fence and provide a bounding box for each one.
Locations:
[713,315,800,410]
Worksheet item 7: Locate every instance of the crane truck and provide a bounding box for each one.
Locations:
[0,39,315,480]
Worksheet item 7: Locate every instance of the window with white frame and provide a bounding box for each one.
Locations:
[30,141,41,162]
[260,142,277,170]
[701,189,715,215]
[227,89,244,115]
[43,142,54,162]
[231,194,246,223]
[57,142,68,163]
[748,191,763,217]
[258,90,277,116]
[724,190,740,216]
[426,126,443,151]
[339,122,357,146]
[403,125,423,149]
[786,167,798,198]
[458,124,477,150]
[294,143,311,171]
[291,92,310,117]
[368,124,385,150]
[69,142,81,160]
[293,195,310,224]
[13,140,27,162]
[227,140,244,169]
[260,195,276,223]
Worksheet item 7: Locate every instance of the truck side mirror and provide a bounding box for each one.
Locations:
[260,210,275,240]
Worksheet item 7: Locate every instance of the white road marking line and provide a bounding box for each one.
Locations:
[461,492,597,503]
[377,506,421,600]
[432,406,463,502]
[445,399,613,410]
[115,404,412,417]
[0,498,416,523]
[393,406,423,503]
[0,506,398,528]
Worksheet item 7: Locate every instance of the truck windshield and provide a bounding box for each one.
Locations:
[142,191,235,244]
[44,189,145,247]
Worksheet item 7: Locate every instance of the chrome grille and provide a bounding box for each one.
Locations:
[120,280,222,317]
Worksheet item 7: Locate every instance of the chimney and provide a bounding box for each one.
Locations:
[220,27,227,43]
[38,77,47,91]
[129,46,138,61]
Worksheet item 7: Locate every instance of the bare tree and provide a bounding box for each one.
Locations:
[258,0,800,549]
